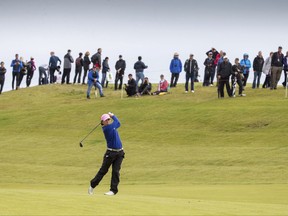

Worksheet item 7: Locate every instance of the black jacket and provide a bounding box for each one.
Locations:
[253,56,264,72]
[83,56,91,70]
[134,61,148,73]
[218,61,232,79]
[184,59,198,73]
[126,78,136,96]
[271,52,284,67]
[115,59,126,75]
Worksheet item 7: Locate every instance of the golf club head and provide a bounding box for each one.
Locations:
[79,142,83,148]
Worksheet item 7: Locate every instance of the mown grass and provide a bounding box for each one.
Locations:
[0,83,288,215]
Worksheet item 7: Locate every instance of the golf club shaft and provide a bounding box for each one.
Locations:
[80,122,101,144]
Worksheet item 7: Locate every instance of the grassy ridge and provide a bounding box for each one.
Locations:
[0,83,288,215]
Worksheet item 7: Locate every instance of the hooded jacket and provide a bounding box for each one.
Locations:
[170,57,182,73]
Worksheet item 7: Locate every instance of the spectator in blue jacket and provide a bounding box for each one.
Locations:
[169,52,182,87]
[49,51,61,84]
[10,54,23,90]
[86,66,104,99]
[240,53,251,88]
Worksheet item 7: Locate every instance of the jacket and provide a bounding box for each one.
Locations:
[158,79,169,91]
[87,69,100,85]
[204,58,214,72]
[170,58,182,73]
[102,115,122,149]
[184,59,198,73]
[271,52,284,67]
[262,57,272,75]
[134,60,147,73]
[253,56,264,72]
[64,53,74,69]
[217,61,232,79]
[10,59,23,73]
[102,59,110,73]
[232,64,243,80]
[83,56,91,70]
[49,55,61,69]
[0,66,6,79]
[75,57,83,71]
[115,59,126,75]
[91,52,101,67]
[240,58,251,75]
[282,56,288,70]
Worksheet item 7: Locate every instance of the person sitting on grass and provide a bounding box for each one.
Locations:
[124,74,136,97]
[86,66,104,99]
[138,77,152,96]
[152,74,169,95]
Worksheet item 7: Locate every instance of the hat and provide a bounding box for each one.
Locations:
[174,52,179,56]
[101,114,110,122]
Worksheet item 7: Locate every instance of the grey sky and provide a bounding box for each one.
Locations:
[1,0,287,91]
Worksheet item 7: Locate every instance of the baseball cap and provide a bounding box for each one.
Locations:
[101,114,110,122]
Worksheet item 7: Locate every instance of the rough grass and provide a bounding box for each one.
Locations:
[0,83,288,215]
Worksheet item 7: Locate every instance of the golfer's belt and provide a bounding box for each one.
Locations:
[107,148,123,152]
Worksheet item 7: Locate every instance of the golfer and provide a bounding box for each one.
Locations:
[88,112,125,196]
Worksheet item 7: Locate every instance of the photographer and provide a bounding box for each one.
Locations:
[232,58,245,97]
[86,66,104,99]
[124,74,136,97]
[138,77,152,96]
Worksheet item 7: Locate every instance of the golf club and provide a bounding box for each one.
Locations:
[79,122,101,147]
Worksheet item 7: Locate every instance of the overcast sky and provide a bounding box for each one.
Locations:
[1,0,287,92]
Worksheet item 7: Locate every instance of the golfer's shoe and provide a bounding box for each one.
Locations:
[104,191,115,196]
[88,186,94,195]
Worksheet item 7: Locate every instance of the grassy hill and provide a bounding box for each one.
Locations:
[0,83,287,215]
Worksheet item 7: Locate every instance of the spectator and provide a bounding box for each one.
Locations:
[10,54,23,90]
[271,46,284,90]
[206,48,219,85]
[240,53,251,88]
[82,51,91,84]
[152,74,169,95]
[114,55,126,90]
[184,54,198,93]
[38,64,49,85]
[73,52,84,84]
[282,51,288,87]
[203,52,214,86]
[217,56,232,98]
[252,51,264,89]
[101,57,110,88]
[48,51,61,84]
[134,56,148,91]
[169,52,182,87]
[91,48,102,69]
[138,77,152,96]
[262,52,273,88]
[18,57,27,88]
[124,74,136,97]
[26,57,36,87]
[62,49,74,84]
[86,66,104,99]
[0,61,7,94]
[232,58,245,97]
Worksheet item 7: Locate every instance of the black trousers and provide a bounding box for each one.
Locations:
[49,68,56,83]
[12,72,20,90]
[0,77,4,94]
[62,68,71,84]
[90,150,125,194]
[218,78,231,98]
[170,73,179,87]
[74,68,82,84]
[115,73,123,90]
[26,70,34,87]
[82,68,89,84]
[262,75,271,88]
[185,72,195,91]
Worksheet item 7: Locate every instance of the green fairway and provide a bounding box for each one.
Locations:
[0,83,288,215]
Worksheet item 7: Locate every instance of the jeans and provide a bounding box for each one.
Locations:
[90,150,124,194]
[87,81,104,97]
[12,72,20,90]
[210,67,216,85]
[115,73,123,90]
[39,67,48,85]
[136,72,144,91]
[101,72,107,87]
[185,72,195,91]
[252,71,262,88]
[73,68,82,84]
[49,67,56,84]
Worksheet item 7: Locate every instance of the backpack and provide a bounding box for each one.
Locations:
[76,57,82,66]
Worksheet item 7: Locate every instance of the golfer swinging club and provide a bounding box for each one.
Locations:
[88,112,125,196]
